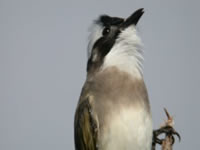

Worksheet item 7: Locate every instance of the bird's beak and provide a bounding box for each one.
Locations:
[122,8,144,28]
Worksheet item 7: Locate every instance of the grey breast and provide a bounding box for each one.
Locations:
[80,66,150,131]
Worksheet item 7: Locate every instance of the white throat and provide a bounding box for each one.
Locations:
[102,26,143,79]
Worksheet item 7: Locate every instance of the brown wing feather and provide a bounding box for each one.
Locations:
[74,97,98,150]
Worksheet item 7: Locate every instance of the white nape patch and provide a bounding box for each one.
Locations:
[101,108,153,150]
[103,26,143,79]
[87,23,103,58]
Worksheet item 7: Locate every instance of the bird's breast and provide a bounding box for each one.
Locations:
[86,66,152,150]
[98,107,153,150]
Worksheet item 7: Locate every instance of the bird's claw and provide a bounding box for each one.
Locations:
[153,125,181,146]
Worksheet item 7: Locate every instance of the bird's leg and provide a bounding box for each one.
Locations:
[151,108,181,150]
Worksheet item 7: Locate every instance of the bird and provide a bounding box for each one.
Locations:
[74,8,153,150]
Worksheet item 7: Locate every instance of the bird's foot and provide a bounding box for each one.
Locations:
[151,108,181,150]
[153,125,181,146]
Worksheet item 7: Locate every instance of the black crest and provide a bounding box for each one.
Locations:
[99,15,124,26]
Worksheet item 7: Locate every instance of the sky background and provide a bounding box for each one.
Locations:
[0,0,199,150]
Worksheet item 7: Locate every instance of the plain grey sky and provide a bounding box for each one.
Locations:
[0,0,199,150]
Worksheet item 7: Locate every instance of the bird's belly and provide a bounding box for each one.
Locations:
[99,108,153,150]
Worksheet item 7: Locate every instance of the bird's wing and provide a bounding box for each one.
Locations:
[74,97,98,150]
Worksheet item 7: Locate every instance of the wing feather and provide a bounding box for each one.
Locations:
[74,97,98,150]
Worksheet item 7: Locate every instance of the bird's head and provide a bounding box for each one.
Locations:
[87,8,144,78]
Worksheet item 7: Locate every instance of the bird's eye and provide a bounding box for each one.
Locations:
[102,27,110,36]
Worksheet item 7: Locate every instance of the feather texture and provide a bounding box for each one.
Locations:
[74,97,99,150]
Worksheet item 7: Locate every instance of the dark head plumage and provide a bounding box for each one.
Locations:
[87,8,144,73]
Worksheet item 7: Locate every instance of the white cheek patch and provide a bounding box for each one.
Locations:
[103,26,144,79]
[87,23,103,58]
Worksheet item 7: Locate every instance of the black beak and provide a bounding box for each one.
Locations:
[122,8,144,28]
